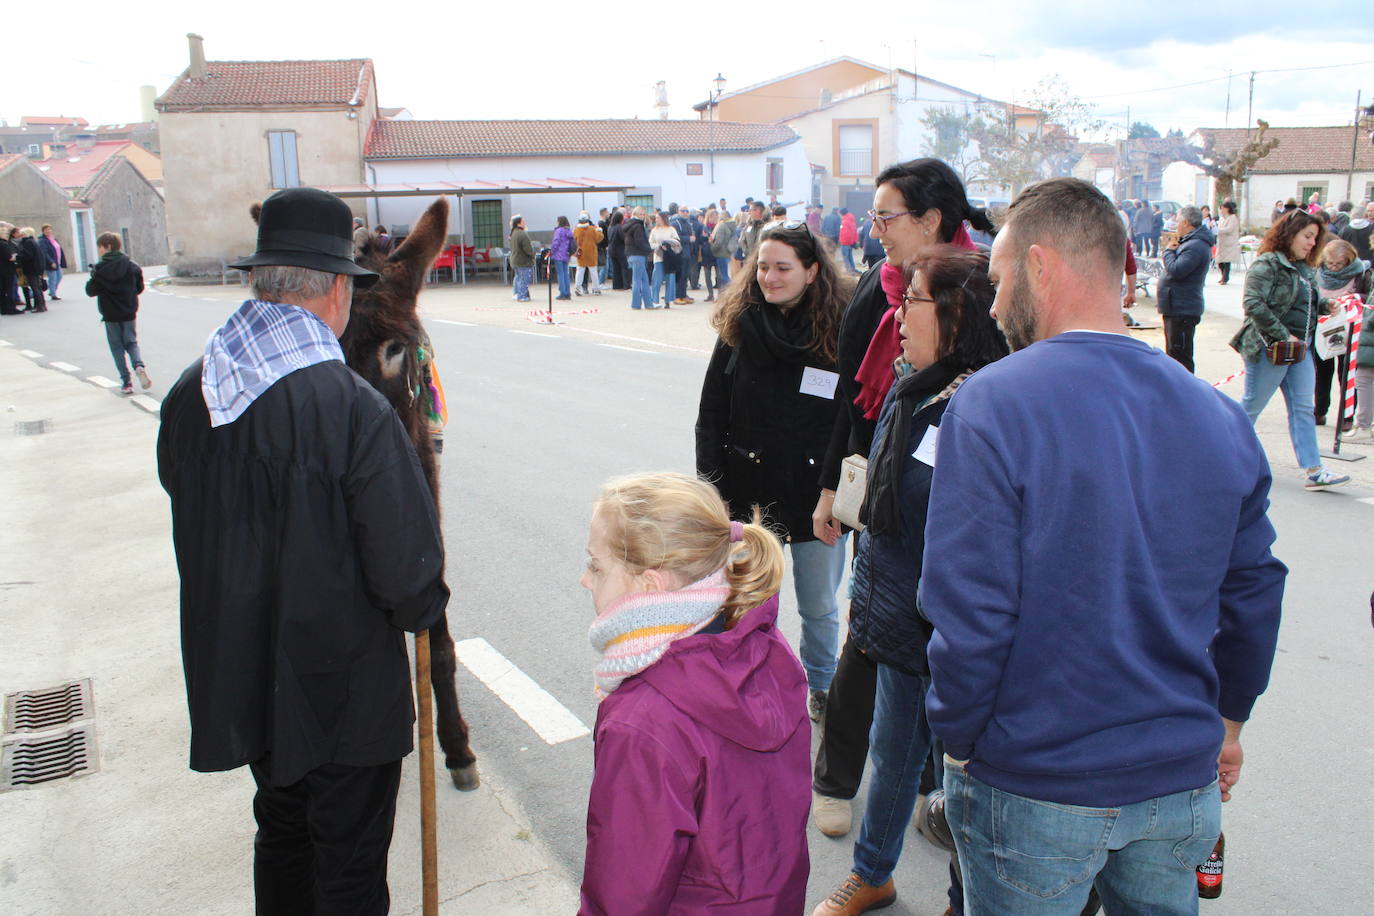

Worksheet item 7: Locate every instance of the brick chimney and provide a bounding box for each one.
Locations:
[187,33,207,80]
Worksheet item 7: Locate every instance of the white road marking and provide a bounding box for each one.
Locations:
[87,376,119,389]
[509,330,558,338]
[560,325,710,355]
[130,395,161,414]
[19,349,42,359]
[454,637,590,745]
[431,319,477,327]
[1358,497,1374,507]
[599,344,658,355]
[0,339,11,346]
[50,361,81,373]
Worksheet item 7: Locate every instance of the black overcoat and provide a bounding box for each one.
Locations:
[157,359,449,786]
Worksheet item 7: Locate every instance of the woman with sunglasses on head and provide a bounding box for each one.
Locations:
[810,247,1008,916]
[810,159,993,846]
[696,220,854,721]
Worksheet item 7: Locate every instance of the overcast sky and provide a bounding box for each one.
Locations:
[9,0,1372,139]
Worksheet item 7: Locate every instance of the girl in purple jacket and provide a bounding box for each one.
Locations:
[579,472,812,915]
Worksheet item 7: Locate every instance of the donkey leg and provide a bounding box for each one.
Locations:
[428,613,479,790]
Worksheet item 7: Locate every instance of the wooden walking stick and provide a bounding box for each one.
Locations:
[415,631,439,915]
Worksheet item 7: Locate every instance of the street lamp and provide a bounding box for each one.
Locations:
[709,73,726,184]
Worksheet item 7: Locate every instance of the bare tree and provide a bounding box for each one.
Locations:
[1186,120,1280,210]
[969,77,1102,195]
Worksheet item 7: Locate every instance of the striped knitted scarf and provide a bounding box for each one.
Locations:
[588,569,730,699]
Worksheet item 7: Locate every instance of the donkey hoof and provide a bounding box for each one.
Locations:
[450,763,480,791]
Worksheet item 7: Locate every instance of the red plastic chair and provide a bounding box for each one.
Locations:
[429,245,458,283]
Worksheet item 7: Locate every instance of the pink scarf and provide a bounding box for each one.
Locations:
[852,227,978,420]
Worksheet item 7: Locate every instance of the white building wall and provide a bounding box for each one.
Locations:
[367,141,811,244]
[1168,159,1374,229]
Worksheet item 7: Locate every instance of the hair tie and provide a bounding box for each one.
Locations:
[729,521,745,543]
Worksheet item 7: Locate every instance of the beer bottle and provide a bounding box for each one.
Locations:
[1196,832,1224,899]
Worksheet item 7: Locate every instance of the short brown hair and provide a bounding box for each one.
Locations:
[1004,178,1126,281]
[97,231,121,251]
[40,224,52,232]
[1259,210,1321,267]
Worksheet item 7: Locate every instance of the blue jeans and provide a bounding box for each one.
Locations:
[945,763,1220,915]
[628,256,650,309]
[554,259,571,298]
[715,257,731,286]
[650,261,675,306]
[104,320,145,386]
[47,269,62,297]
[789,535,847,691]
[513,266,533,301]
[597,262,608,286]
[852,665,933,886]
[841,245,856,273]
[1241,355,1320,469]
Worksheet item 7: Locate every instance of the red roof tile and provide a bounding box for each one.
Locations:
[21,116,88,128]
[33,141,134,190]
[156,59,373,111]
[1195,126,1374,174]
[365,119,798,159]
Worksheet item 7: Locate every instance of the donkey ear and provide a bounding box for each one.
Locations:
[384,196,450,296]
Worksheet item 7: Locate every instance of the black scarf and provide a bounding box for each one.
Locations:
[860,354,964,535]
[735,301,818,367]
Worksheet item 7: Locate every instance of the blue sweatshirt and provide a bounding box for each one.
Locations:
[923,331,1286,807]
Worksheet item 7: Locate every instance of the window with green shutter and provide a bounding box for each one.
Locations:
[471,200,503,248]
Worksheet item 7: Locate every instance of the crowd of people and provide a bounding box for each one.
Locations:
[150,163,1304,916]
[0,222,66,314]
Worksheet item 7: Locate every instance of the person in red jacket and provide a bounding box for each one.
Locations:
[579,472,812,915]
[838,208,859,273]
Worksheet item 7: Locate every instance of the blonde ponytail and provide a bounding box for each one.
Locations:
[595,472,784,624]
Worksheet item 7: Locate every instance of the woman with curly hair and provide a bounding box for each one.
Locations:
[696,220,853,720]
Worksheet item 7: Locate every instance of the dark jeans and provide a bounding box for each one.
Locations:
[250,758,403,916]
[610,252,630,290]
[1218,261,1231,283]
[1314,350,1349,420]
[1162,315,1199,374]
[813,634,878,798]
[104,320,145,385]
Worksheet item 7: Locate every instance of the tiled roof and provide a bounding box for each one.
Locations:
[1194,126,1374,174]
[80,155,154,202]
[21,116,88,128]
[365,119,798,159]
[33,141,133,190]
[0,153,24,173]
[156,59,373,111]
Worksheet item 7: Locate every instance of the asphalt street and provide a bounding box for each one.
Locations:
[2,276,1371,914]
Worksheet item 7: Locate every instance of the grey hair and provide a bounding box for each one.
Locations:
[251,265,350,303]
[1177,206,1203,230]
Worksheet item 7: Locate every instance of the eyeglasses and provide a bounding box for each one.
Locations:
[868,209,917,231]
[899,294,935,316]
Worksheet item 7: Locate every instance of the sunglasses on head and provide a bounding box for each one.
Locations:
[761,219,813,239]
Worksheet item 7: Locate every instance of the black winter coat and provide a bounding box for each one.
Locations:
[1158,225,1215,317]
[696,303,840,541]
[85,251,143,322]
[17,237,43,275]
[157,360,449,786]
[819,259,890,489]
[622,218,651,258]
[38,236,66,270]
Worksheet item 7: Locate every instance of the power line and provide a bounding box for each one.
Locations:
[1083,57,1374,102]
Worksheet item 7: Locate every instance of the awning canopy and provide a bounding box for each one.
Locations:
[318,177,633,198]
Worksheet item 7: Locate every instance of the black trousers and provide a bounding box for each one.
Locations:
[610,253,630,290]
[1217,261,1231,283]
[1162,314,1199,374]
[812,634,878,798]
[1314,351,1349,420]
[250,758,403,916]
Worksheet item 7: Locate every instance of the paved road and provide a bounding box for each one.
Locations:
[4,279,1371,914]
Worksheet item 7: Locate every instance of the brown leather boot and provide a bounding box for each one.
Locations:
[810,873,896,915]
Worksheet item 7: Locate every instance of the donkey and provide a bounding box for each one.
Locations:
[250,195,478,790]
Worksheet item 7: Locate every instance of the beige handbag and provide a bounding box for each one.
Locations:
[831,454,868,531]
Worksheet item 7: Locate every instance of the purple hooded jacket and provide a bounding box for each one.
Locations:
[579,595,811,915]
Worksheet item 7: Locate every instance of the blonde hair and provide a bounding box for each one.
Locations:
[594,472,783,625]
[20,227,35,238]
[1320,238,1358,267]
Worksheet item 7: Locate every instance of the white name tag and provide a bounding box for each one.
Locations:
[914,425,940,467]
[800,367,839,399]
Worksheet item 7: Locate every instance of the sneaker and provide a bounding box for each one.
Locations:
[812,792,852,837]
[810,874,895,916]
[1305,467,1350,490]
[136,366,152,390]
[1347,426,1374,443]
[591,289,602,295]
[673,297,693,305]
[120,382,134,395]
[574,288,584,296]
[808,689,827,723]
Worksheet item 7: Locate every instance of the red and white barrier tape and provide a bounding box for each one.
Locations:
[1337,294,1364,421]
[1212,369,1245,389]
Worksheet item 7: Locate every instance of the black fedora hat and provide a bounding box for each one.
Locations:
[230,187,379,287]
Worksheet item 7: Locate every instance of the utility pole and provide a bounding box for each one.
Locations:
[1224,69,1232,128]
[1244,71,1256,226]
[1348,90,1363,203]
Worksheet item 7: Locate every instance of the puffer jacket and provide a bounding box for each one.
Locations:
[1231,251,1328,362]
[847,389,949,674]
[1158,224,1215,317]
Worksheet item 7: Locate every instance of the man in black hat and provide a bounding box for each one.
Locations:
[157,187,449,914]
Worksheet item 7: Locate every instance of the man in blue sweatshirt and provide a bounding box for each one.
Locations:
[924,178,1286,915]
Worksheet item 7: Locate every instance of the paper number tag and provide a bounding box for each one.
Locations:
[914,425,940,467]
[800,367,839,399]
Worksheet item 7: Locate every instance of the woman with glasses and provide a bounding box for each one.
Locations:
[810,247,1007,916]
[696,220,854,721]
[810,159,994,847]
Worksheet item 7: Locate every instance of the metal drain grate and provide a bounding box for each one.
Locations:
[1,726,99,791]
[4,679,94,733]
[14,418,52,435]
